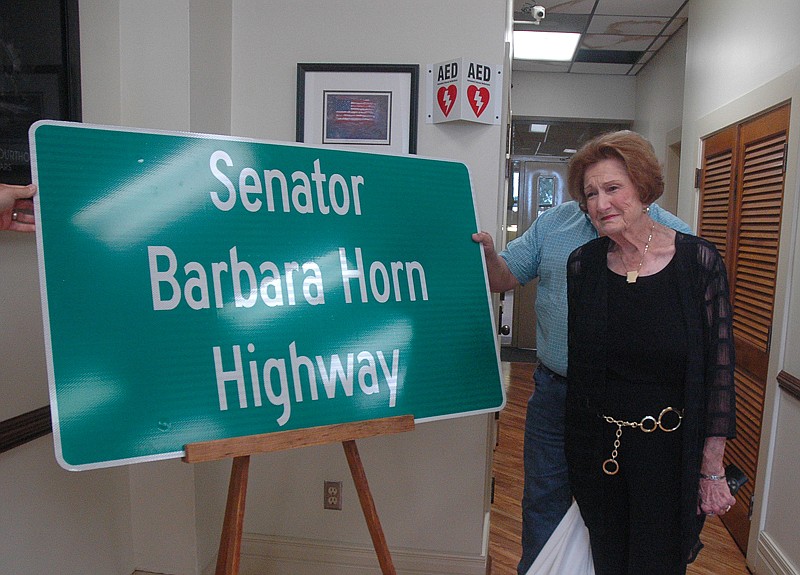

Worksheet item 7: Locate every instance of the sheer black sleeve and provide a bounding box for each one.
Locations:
[698,242,737,438]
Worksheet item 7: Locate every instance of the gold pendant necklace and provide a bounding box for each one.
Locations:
[621,221,655,284]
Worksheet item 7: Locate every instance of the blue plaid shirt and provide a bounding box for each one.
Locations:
[500,201,691,377]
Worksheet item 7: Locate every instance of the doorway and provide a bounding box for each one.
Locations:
[500,118,631,355]
[502,158,568,351]
[698,102,790,553]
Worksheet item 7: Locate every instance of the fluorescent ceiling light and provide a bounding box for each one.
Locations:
[529,123,548,133]
[514,31,581,61]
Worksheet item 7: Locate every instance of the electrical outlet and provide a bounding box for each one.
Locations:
[324,481,342,510]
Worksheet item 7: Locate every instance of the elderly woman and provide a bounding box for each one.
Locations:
[564,131,736,574]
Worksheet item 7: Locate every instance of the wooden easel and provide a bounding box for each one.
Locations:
[183,415,415,575]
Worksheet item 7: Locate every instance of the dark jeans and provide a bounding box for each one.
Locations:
[517,364,572,575]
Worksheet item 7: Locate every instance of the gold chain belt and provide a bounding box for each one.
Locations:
[601,406,683,475]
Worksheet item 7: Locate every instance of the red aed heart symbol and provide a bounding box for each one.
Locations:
[437,85,457,117]
[467,85,490,118]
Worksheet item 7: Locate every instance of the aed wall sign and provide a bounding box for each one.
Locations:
[30,121,504,470]
[427,58,502,125]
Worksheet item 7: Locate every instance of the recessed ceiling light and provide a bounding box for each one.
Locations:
[563,148,577,154]
[513,31,581,62]
[529,123,548,133]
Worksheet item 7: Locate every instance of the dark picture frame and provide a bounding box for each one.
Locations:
[0,0,81,453]
[0,0,81,185]
[297,63,419,154]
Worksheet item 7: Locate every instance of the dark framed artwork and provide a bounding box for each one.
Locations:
[0,0,82,185]
[297,63,418,154]
[0,0,81,453]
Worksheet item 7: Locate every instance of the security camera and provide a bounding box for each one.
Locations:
[532,5,545,24]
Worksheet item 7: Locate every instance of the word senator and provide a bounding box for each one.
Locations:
[209,150,364,216]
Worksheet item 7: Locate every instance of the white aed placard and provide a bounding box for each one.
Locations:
[426,58,502,125]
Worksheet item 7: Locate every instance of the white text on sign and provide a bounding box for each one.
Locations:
[143,150,432,428]
[213,342,400,426]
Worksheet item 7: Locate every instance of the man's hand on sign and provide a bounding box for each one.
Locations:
[472,231,519,293]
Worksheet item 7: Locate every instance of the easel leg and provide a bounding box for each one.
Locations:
[185,418,413,574]
[216,455,250,575]
[343,440,397,575]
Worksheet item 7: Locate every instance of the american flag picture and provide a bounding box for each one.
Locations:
[323,91,391,145]
[334,98,377,123]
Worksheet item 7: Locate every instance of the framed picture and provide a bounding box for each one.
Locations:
[297,63,419,154]
[0,0,82,185]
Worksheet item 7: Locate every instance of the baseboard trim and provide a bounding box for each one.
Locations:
[237,533,487,575]
[757,531,800,575]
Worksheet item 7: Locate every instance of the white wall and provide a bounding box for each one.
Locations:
[633,25,687,161]
[119,1,191,129]
[77,0,121,124]
[189,0,232,136]
[681,0,800,127]
[0,1,510,574]
[510,70,636,121]
[0,436,133,575]
[673,1,800,572]
[633,25,688,216]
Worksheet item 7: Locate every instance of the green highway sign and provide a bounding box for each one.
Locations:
[30,121,504,470]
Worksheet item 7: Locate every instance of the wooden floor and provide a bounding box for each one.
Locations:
[488,361,752,575]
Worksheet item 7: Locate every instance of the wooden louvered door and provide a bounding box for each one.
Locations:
[698,102,789,553]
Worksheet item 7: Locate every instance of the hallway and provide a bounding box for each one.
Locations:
[488,361,751,575]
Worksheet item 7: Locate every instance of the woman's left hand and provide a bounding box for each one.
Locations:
[698,477,736,516]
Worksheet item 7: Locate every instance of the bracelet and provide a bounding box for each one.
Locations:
[700,473,726,480]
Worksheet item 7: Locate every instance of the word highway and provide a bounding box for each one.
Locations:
[213,342,400,426]
[144,150,429,426]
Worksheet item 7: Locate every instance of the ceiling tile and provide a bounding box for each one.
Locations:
[514,13,591,33]
[638,51,656,64]
[594,0,687,17]
[648,36,669,51]
[569,62,632,75]
[580,34,654,51]
[663,17,688,35]
[514,0,595,16]
[575,49,642,65]
[587,15,670,36]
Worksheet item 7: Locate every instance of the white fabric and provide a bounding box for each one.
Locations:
[526,500,595,575]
